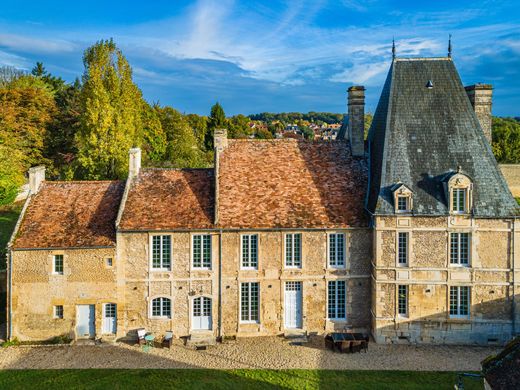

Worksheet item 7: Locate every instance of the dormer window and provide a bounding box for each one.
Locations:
[447,170,472,215]
[392,183,413,214]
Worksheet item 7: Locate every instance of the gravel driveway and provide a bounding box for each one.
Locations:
[0,336,497,371]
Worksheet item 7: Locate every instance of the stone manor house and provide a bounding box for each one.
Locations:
[6,55,520,345]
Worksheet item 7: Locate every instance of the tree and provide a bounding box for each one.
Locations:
[31,62,66,93]
[156,106,205,168]
[228,114,251,138]
[492,117,520,163]
[75,39,144,179]
[142,102,167,163]
[205,102,227,150]
[185,113,208,148]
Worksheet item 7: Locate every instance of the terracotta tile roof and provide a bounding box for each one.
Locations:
[13,181,124,249]
[218,139,368,228]
[119,169,214,230]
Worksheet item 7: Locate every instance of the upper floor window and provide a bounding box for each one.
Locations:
[328,280,346,320]
[328,233,345,268]
[447,170,472,214]
[193,234,211,269]
[285,233,302,268]
[397,232,409,266]
[151,297,171,319]
[450,232,470,266]
[450,286,470,318]
[151,235,171,270]
[241,234,258,269]
[53,254,63,275]
[392,183,413,213]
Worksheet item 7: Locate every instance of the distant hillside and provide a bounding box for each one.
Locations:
[249,112,344,124]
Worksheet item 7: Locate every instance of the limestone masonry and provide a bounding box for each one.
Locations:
[6,56,520,345]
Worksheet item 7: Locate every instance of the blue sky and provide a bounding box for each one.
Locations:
[0,0,519,116]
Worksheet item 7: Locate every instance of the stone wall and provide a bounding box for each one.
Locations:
[10,248,119,341]
[372,215,517,345]
[499,164,520,198]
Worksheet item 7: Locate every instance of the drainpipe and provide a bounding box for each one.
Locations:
[513,220,516,336]
[218,229,223,341]
[7,250,12,340]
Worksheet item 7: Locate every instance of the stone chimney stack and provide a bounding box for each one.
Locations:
[214,128,228,152]
[128,148,141,178]
[465,84,493,144]
[348,86,365,157]
[213,129,228,225]
[29,166,45,194]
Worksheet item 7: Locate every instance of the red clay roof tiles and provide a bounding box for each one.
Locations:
[217,139,368,228]
[13,181,124,249]
[118,169,214,230]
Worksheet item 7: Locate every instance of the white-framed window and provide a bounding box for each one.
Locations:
[452,188,467,213]
[150,297,171,319]
[327,280,346,320]
[398,285,408,317]
[53,254,64,274]
[240,282,259,323]
[328,233,345,268]
[450,286,470,318]
[54,305,64,319]
[106,257,113,267]
[151,235,171,270]
[241,234,258,269]
[285,233,302,268]
[450,232,470,266]
[193,234,212,269]
[397,196,409,212]
[397,232,408,266]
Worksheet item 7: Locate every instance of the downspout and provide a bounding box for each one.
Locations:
[513,219,516,336]
[218,229,223,341]
[7,250,12,340]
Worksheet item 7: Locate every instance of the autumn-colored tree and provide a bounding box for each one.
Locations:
[75,39,143,179]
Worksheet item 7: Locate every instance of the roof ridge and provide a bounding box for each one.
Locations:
[44,180,122,184]
[141,167,214,172]
[394,57,452,61]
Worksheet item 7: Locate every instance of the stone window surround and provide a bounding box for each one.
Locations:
[395,230,411,267]
[239,281,260,324]
[191,233,212,270]
[189,294,213,331]
[397,285,408,318]
[240,234,259,270]
[327,231,347,269]
[327,279,347,321]
[53,305,64,319]
[392,184,413,214]
[51,252,64,275]
[284,232,303,269]
[448,173,473,215]
[149,296,172,320]
[448,285,471,319]
[148,234,172,271]
[449,231,471,267]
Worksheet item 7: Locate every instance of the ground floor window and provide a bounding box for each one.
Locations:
[398,285,408,316]
[449,286,470,318]
[151,297,171,318]
[240,282,259,322]
[328,280,346,320]
[54,305,63,319]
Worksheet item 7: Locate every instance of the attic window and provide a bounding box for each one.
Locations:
[393,184,413,214]
[448,171,472,214]
[426,80,434,89]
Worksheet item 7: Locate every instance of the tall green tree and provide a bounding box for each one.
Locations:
[75,39,143,179]
[142,102,167,163]
[492,117,520,163]
[205,102,227,150]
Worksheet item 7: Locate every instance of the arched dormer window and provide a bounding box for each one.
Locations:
[447,169,473,214]
[392,183,413,213]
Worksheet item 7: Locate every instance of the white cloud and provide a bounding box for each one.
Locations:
[0,34,76,54]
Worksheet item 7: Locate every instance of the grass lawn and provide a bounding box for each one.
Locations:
[0,202,22,267]
[0,369,482,389]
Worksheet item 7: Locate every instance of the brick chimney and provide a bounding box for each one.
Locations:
[348,86,365,157]
[128,148,141,178]
[465,84,493,144]
[213,129,228,225]
[28,166,45,194]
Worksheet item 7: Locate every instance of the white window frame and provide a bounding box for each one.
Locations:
[396,196,410,213]
[284,233,302,268]
[54,305,64,319]
[397,285,408,317]
[240,234,258,270]
[450,232,470,266]
[451,188,467,214]
[192,234,212,270]
[327,280,347,320]
[150,297,172,319]
[397,232,409,266]
[328,233,346,269]
[240,282,260,323]
[449,286,470,319]
[53,254,64,275]
[150,235,172,271]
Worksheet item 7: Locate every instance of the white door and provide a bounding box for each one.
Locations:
[285,282,302,329]
[192,297,212,330]
[102,303,117,334]
[76,305,95,338]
